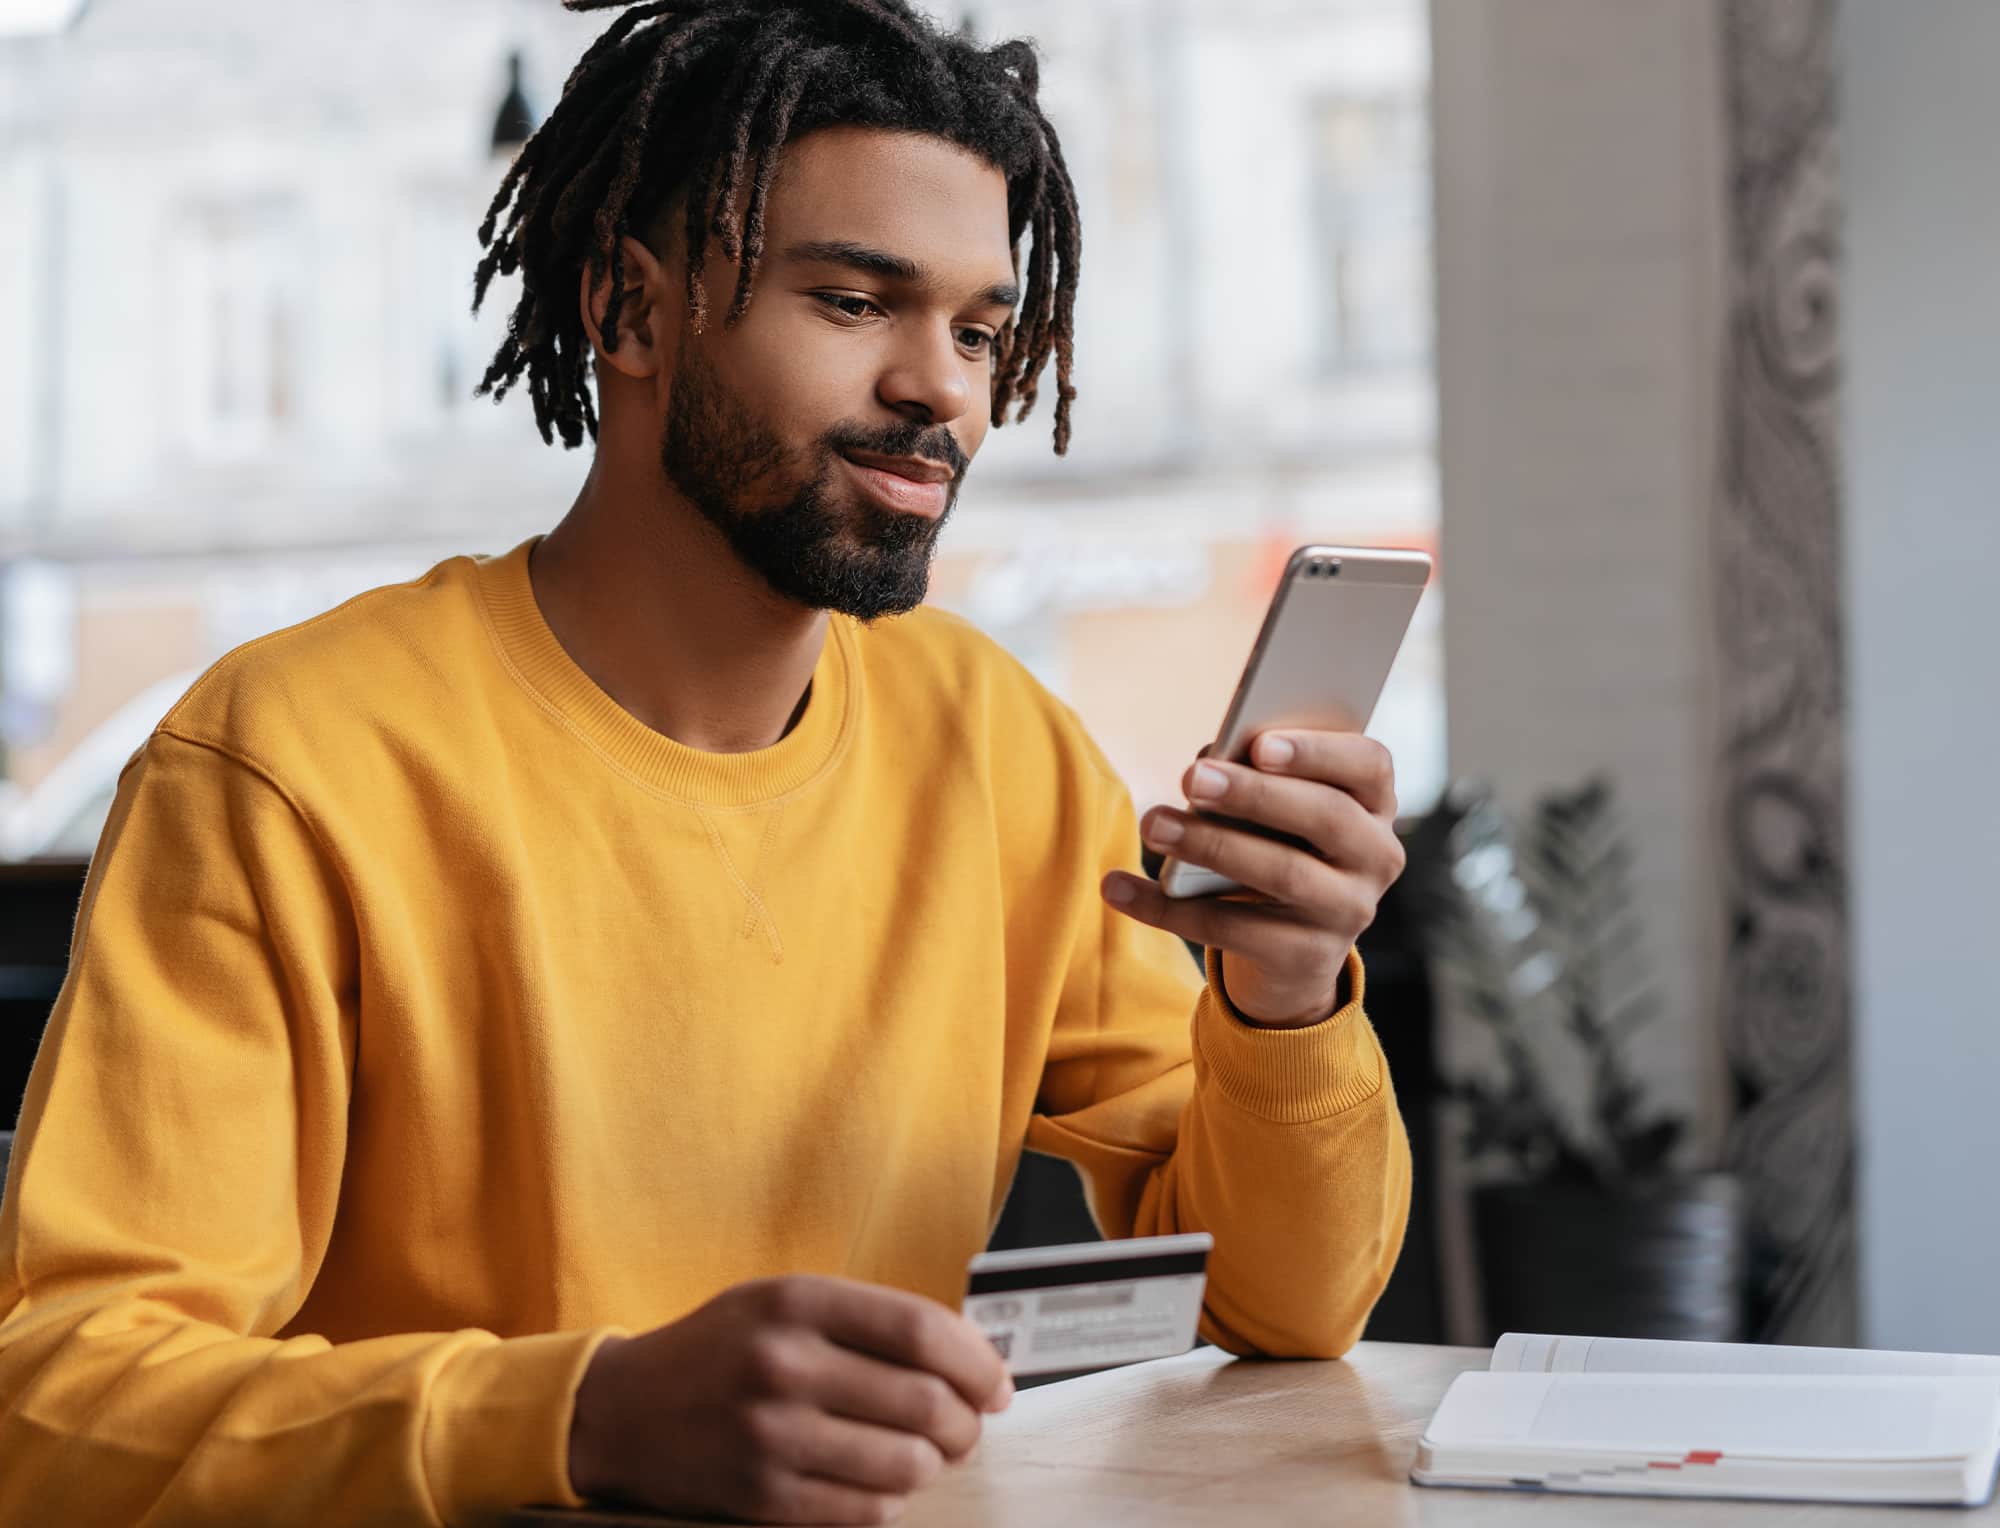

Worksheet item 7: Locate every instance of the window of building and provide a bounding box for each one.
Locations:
[1310,93,1433,376]
[169,196,304,459]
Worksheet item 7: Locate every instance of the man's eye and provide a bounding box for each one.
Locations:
[958,330,995,353]
[818,294,880,320]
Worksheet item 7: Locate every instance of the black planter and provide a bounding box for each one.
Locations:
[1473,1173,1745,1343]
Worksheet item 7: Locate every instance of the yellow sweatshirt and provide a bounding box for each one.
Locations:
[0,539,1410,1526]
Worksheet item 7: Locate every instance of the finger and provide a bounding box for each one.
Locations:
[806,1340,984,1461]
[1105,870,1354,961]
[1142,805,1346,917]
[789,1277,1012,1414]
[765,1405,946,1496]
[1249,731,1398,818]
[744,1464,908,1526]
[1182,758,1391,869]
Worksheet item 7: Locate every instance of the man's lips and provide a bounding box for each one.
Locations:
[839,450,956,485]
[838,450,955,518]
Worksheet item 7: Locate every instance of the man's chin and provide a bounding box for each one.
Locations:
[819,559,934,623]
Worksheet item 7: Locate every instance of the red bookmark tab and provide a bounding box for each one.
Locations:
[1685,1451,1723,1466]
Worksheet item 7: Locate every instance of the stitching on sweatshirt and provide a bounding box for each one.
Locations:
[737,806,785,948]
[692,804,785,964]
[147,728,362,941]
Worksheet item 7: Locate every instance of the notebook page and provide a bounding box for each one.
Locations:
[1432,1373,2000,1462]
[1491,1333,2000,1378]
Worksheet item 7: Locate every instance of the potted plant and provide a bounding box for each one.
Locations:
[1403,777,1744,1343]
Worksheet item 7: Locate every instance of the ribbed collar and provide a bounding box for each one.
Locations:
[473,538,857,807]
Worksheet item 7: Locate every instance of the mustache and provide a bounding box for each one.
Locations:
[822,419,970,483]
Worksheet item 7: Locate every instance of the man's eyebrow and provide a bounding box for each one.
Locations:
[782,239,1020,310]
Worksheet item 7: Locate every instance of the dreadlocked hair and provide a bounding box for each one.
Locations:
[473,0,1083,454]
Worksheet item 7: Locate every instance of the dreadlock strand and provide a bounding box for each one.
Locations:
[559,0,677,95]
[665,37,789,327]
[481,66,645,317]
[1037,116,1083,452]
[709,36,796,262]
[726,47,827,324]
[593,15,736,345]
[1005,205,1057,415]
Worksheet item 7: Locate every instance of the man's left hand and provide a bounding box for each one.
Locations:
[1101,732,1406,1029]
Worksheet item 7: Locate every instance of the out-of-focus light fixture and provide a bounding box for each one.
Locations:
[0,0,90,39]
[489,49,536,158]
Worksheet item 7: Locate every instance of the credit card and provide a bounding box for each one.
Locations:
[962,1231,1213,1377]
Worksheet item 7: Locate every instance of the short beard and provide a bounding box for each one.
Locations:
[659,346,966,622]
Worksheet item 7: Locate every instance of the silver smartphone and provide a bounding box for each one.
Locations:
[1157,544,1432,900]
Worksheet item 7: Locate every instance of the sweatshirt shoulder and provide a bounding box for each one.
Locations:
[156,553,492,765]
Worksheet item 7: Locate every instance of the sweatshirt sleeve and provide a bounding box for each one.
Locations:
[0,731,612,1527]
[1023,765,1413,1360]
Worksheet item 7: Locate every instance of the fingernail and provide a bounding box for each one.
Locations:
[1103,875,1135,906]
[996,1374,1015,1409]
[1257,735,1295,767]
[1145,812,1185,846]
[1188,762,1228,800]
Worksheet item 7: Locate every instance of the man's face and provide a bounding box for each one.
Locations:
[656,127,1020,621]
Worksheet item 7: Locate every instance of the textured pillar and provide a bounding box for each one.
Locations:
[1715,0,1855,1346]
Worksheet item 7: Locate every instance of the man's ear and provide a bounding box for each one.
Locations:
[579,234,673,381]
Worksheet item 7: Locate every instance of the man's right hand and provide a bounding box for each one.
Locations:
[566,1274,1014,1524]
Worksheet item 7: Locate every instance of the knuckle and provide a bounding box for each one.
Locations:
[912,1373,956,1434]
[1270,850,1315,906]
[1190,823,1231,878]
[741,1463,795,1520]
[742,1400,793,1457]
[1222,763,1261,806]
[1344,892,1378,938]
[893,1435,945,1491]
[943,1405,983,1459]
[1184,897,1229,946]
[1316,805,1346,852]
[1368,739,1397,790]
[745,1331,806,1396]
[896,1304,940,1363]
[1384,835,1409,881]
[762,1274,813,1324]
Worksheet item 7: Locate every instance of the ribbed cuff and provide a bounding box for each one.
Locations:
[1193,948,1384,1124]
[422,1327,622,1525]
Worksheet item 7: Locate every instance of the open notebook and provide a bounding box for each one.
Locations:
[1412,1333,2000,1507]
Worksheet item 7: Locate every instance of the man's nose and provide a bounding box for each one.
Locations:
[877,322,974,427]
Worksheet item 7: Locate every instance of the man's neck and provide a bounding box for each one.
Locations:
[528,465,826,755]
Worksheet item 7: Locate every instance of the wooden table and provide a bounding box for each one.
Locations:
[505,1340,2000,1526]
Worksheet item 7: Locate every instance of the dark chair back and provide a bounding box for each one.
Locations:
[0,860,89,1129]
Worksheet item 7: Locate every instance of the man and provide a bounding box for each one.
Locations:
[0,3,1411,1524]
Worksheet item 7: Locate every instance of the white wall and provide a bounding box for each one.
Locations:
[1431,0,1729,1151]
[1841,1,2000,1353]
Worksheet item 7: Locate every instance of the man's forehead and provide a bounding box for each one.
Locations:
[766,128,1015,283]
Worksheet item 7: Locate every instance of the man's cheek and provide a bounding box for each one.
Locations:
[958,420,991,465]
